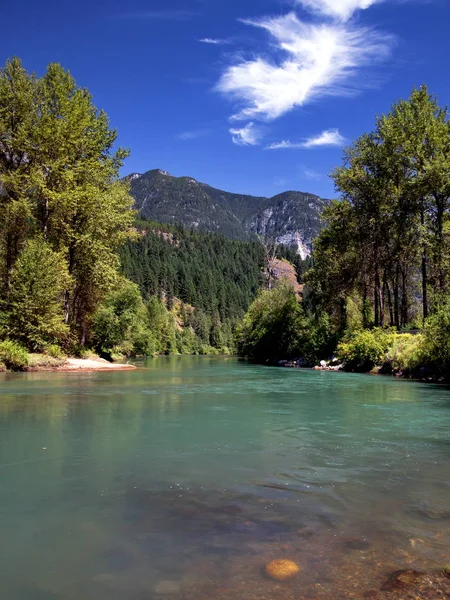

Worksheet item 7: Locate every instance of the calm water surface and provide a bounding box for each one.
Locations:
[0,357,449,600]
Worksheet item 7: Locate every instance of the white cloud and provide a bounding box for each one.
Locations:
[216,12,392,121]
[198,38,228,45]
[295,0,382,21]
[300,165,322,180]
[229,122,263,146]
[177,129,211,140]
[268,128,345,149]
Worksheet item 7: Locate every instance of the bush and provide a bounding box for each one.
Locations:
[236,284,307,361]
[45,344,65,359]
[5,239,71,351]
[337,328,395,371]
[385,333,424,372]
[303,312,336,364]
[420,301,450,373]
[92,279,155,357]
[0,340,29,371]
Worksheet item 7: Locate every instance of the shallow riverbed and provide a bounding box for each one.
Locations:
[0,357,449,599]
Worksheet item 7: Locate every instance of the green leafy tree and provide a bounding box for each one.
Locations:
[307,86,450,332]
[0,57,136,344]
[5,239,71,350]
[237,284,307,361]
[92,279,155,358]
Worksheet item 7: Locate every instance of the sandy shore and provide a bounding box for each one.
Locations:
[60,358,137,371]
[22,356,138,372]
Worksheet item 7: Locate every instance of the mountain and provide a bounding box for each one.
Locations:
[126,169,329,257]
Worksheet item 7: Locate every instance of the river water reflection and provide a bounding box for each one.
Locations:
[0,357,449,599]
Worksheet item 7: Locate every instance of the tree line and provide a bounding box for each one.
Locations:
[0,57,134,353]
[1,57,449,376]
[0,57,273,364]
[306,86,450,331]
[239,87,450,377]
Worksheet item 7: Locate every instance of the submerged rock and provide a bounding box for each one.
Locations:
[265,558,301,581]
[380,569,450,598]
[381,569,426,590]
[344,538,371,551]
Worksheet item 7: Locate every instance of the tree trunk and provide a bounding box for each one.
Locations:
[374,276,379,328]
[420,207,428,324]
[64,245,75,325]
[384,276,394,327]
[435,196,445,293]
[376,270,384,327]
[362,282,368,328]
[401,267,408,328]
[393,266,400,329]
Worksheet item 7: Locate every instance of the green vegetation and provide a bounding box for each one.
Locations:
[236,285,306,361]
[0,58,254,362]
[336,329,396,372]
[0,57,134,356]
[0,340,29,371]
[119,222,267,355]
[420,300,450,374]
[306,86,450,331]
[239,86,450,379]
[4,239,70,350]
[0,57,448,379]
[121,222,264,319]
[237,284,334,365]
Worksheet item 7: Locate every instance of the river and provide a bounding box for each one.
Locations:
[0,357,449,599]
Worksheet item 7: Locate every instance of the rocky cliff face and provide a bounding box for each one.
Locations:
[126,169,329,255]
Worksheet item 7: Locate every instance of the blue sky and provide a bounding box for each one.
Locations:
[1,0,449,198]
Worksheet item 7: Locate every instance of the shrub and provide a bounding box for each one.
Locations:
[420,301,450,373]
[385,333,424,372]
[92,278,155,357]
[0,340,29,371]
[5,239,71,351]
[45,344,65,359]
[337,328,395,371]
[303,312,336,364]
[236,284,307,360]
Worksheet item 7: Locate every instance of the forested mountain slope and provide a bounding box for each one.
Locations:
[121,221,265,316]
[126,170,329,257]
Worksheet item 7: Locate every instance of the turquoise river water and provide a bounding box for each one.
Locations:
[0,357,449,600]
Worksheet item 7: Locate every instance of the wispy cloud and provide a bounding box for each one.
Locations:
[300,165,322,180]
[274,177,290,186]
[229,122,263,146]
[295,0,382,22]
[216,12,392,122]
[268,128,345,149]
[198,38,229,45]
[176,129,212,141]
[118,10,199,21]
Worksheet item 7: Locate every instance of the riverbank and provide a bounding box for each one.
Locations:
[275,358,449,383]
[24,355,137,372]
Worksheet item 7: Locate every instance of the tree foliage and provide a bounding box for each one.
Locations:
[236,284,307,361]
[5,239,70,350]
[306,86,450,332]
[0,57,135,345]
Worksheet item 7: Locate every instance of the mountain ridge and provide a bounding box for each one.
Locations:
[125,169,329,257]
